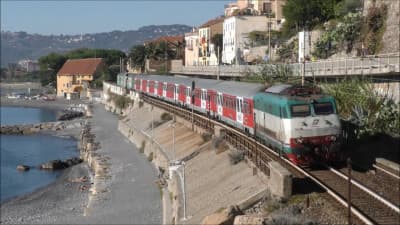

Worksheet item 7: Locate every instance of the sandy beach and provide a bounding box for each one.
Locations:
[1,100,161,224]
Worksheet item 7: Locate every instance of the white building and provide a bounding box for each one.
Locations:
[184,30,200,66]
[222,16,269,64]
[17,59,40,72]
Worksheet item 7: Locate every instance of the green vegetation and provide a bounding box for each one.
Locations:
[128,39,183,73]
[37,48,126,87]
[160,112,173,121]
[282,0,340,30]
[211,34,223,62]
[322,78,400,139]
[362,3,388,54]
[147,152,154,161]
[228,150,244,165]
[314,12,363,58]
[245,64,297,85]
[139,141,146,153]
[114,95,132,109]
[201,133,212,142]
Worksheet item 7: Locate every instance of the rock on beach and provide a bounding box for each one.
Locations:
[39,157,83,170]
[16,165,30,171]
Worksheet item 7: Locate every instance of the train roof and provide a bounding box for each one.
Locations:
[256,84,334,103]
[134,74,265,98]
[214,81,265,98]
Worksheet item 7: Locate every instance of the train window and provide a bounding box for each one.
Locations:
[281,107,288,118]
[217,94,223,106]
[313,102,334,115]
[291,105,310,117]
[243,102,250,114]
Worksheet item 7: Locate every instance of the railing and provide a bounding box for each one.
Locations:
[171,53,400,78]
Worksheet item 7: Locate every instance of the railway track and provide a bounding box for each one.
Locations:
[140,94,400,225]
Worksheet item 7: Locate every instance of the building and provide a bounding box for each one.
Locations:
[222,16,269,64]
[17,59,40,72]
[198,17,224,66]
[225,0,287,28]
[184,29,200,66]
[56,58,104,98]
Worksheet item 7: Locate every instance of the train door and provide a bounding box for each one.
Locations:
[217,92,223,116]
[201,89,207,110]
[174,84,179,102]
[186,87,191,105]
[162,82,167,98]
[236,97,244,125]
[146,80,149,93]
[154,81,158,95]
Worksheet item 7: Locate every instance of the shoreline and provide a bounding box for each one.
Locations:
[1,96,86,111]
[1,99,91,224]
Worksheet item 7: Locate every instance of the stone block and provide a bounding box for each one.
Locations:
[268,161,292,200]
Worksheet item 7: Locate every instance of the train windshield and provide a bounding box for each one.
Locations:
[313,102,334,115]
[291,105,310,117]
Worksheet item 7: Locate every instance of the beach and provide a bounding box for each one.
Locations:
[0,99,161,224]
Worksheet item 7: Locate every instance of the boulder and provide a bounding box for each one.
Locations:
[64,157,83,167]
[57,111,84,121]
[202,205,242,225]
[40,160,67,170]
[233,215,264,225]
[40,157,82,170]
[17,165,30,171]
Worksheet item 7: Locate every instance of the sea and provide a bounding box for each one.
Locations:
[0,106,79,202]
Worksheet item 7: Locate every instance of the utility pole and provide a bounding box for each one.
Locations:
[268,13,271,62]
[301,28,306,86]
[217,46,220,80]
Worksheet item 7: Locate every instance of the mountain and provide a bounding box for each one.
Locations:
[1,24,192,67]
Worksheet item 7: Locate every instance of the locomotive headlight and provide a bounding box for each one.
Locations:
[295,138,303,144]
[330,135,337,141]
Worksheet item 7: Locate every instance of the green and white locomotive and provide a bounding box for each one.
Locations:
[254,84,341,166]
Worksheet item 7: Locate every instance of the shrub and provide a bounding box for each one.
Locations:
[228,150,244,165]
[138,101,144,108]
[201,133,212,142]
[139,141,146,153]
[212,136,229,154]
[160,112,173,121]
[147,152,153,161]
[115,95,131,109]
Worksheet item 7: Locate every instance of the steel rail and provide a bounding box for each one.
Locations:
[329,167,400,213]
[140,93,397,225]
[373,164,400,180]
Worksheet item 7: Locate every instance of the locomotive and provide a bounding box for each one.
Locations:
[115,73,342,166]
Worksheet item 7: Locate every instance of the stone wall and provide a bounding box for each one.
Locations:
[363,0,400,54]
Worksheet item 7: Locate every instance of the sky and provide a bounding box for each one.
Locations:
[1,0,231,35]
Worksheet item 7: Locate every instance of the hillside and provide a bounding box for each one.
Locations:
[1,24,192,66]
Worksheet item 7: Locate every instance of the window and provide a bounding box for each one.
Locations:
[314,102,334,115]
[243,102,250,114]
[291,105,310,117]
[281,107,288,118]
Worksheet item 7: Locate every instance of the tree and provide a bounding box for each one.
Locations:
[129,45,146,71]
[211,34,223,62]
[38,52,67,71]
[282,0,340,30]
[335,0,362,17]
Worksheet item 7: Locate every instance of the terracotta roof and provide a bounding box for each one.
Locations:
[144,35,184,45]
[57,58,103,76]
[200,17,225,28]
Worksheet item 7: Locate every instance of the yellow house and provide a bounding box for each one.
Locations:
[56,58,104,98]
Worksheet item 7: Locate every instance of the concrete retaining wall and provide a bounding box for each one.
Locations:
[268,161,292,200]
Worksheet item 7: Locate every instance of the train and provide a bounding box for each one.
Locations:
[115,73,342,166]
